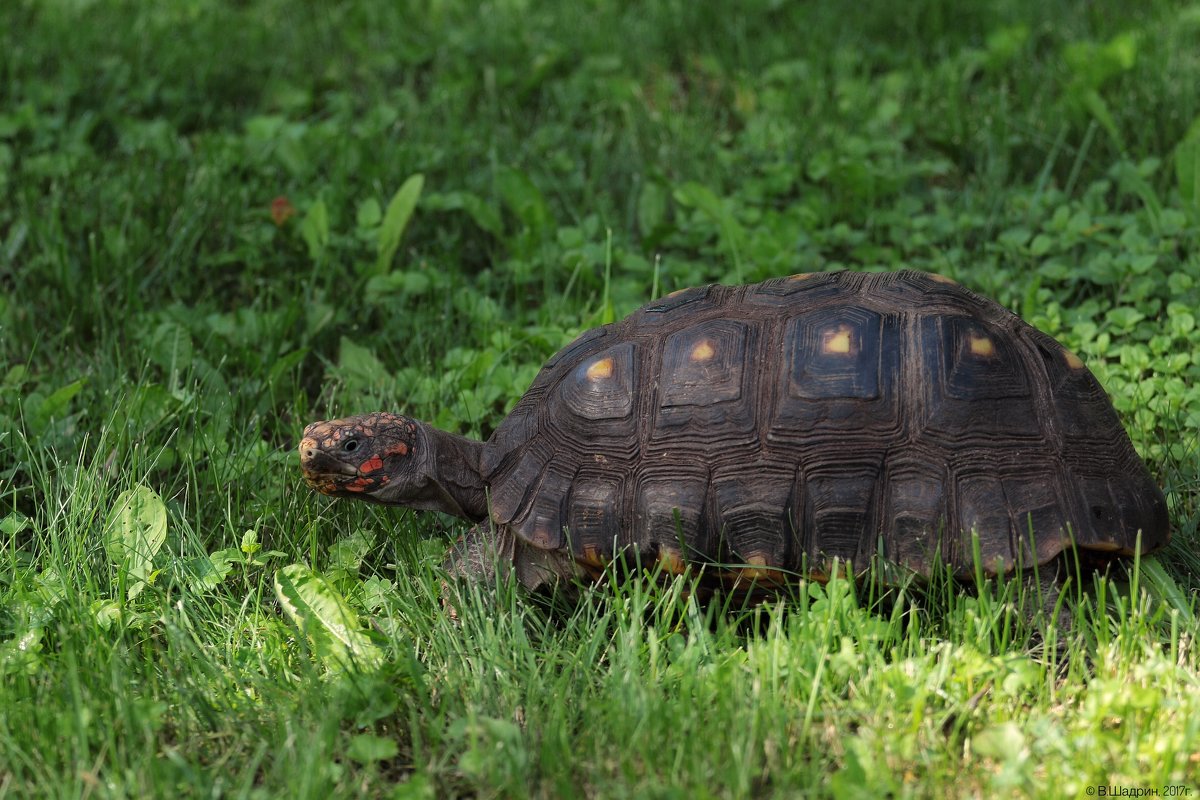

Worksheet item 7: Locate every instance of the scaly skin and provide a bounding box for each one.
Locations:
[299,412,489,521]
[300,412,579,591]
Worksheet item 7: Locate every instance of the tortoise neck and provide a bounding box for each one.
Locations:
[421,425,489,522]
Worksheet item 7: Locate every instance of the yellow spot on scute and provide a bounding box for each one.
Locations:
[1064,350,1085,369]
[690,340,716,362]
[586,357,614,380]
[968,334,995,357]
[821,324,855,355]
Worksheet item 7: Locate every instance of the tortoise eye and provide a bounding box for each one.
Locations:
[343,438,359,453]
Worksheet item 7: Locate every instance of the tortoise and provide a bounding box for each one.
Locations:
[299,270,1169,600]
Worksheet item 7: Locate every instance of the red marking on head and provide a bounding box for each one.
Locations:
[383,443,409,457]
[345,476,374,492]
[359,455,384,474]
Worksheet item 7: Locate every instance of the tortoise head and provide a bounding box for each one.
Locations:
[298,412,424,504]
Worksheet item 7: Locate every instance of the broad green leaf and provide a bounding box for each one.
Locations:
[360,576,398,612]
[983,24,1029,68]
[364,270,431,297]
[496,166,550,234]
[347,733,399,764]
[376,173,424,273]
[424,191,503,236]
[274,564,382,671]
[90,598,124,630]
[459,191,503,236]
[4,364,27,387]
[337,336,389,391]
[1064,33,1138,89]
[104,485,168,600]
[1,511,30,536]
[1169,308,1196,338]
[997,226,1031,249]
[972,721,1026,762]
[1129,253,1158,274]
[300,199,329,260]
[185,549,238,592]
[145,321,194,373]
[637,181,667,238]
[267,347,309,385]
[1110,160,1163,227]
[243,114,286,142]
[1028,233,1054,257]
[673,181,746,279]
[356,197,382,228]
[1175,116,1200,213]
[1080,89,1121,149]
[0,627,43,677]
[1102,31,1139,71]
[673,181,723,220]
[241,529,261,556]
[328,529,373,574]
[33,378,86,425]
[35,566,66,606]
[390,775,435,800]
[1105,306,1145,331]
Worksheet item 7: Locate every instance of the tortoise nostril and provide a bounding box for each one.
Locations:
[299,438,319,462]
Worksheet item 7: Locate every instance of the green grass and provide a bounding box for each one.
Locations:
[3,0,1200,796]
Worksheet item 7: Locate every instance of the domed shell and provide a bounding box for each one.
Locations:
[479,270,1169,580]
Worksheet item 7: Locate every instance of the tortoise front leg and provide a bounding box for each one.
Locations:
[443,522,516,586]
[442,522,584,598]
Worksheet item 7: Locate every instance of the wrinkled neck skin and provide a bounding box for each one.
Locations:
[410,423,489,522]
